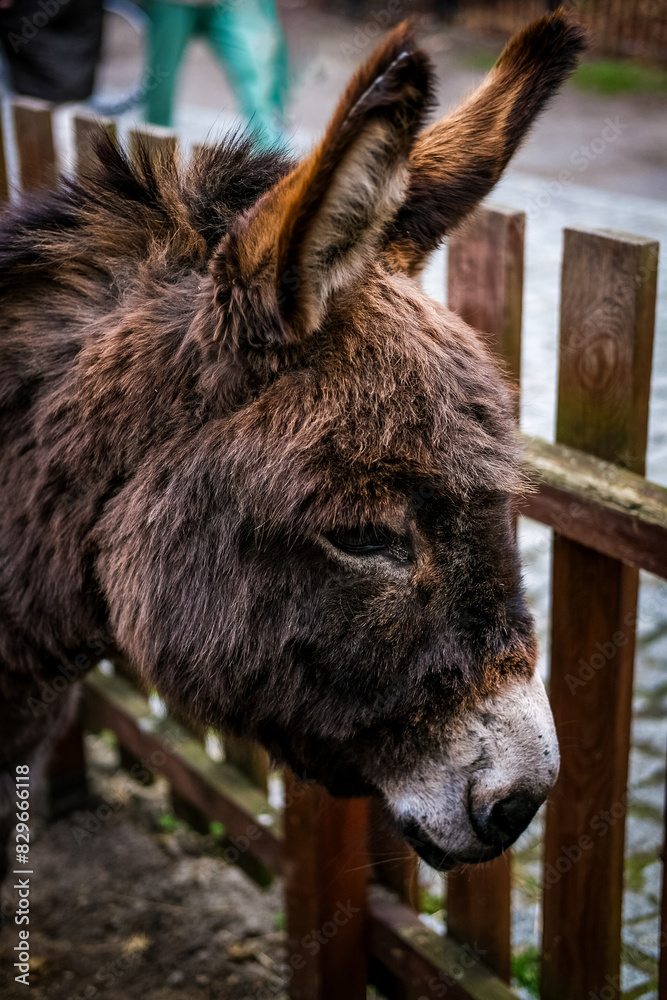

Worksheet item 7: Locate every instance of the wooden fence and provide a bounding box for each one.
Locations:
[322,0,667,64]
[441,0,667,64]
[3,98,667,999]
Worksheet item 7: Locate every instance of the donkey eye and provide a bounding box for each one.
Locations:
[325,526,412,561]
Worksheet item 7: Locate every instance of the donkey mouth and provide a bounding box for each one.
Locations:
[398,818,502,871]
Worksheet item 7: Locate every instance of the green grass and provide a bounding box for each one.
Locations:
[421,888,444,916]
[625,851,659,894]
[574,59,667,94]
[512,945,540,996]
[158,812,182,833]
[468,51,667,95]
[468,51,498,72]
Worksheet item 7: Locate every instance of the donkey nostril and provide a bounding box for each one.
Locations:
[473,791,541,848]
[490,792,539,842]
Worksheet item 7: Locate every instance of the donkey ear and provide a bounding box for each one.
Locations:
[211,22,433,347]
[383,8,586,276]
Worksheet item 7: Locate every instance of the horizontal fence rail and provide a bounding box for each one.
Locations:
[521,437,667,578]
[1,100,663,1000]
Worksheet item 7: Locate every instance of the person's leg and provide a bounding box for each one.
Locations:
[256,0,289,117]
[204,0,288,144]
[143,1,196,128]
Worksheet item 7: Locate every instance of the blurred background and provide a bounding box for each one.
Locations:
[0,0,665,187]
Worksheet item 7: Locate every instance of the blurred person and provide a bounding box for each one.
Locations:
[0,0,103,102]
[141,0,288,141]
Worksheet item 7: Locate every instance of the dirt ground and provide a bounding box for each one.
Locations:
[0,734,289,1000]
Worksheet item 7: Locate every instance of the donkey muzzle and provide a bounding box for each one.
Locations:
[381,672,559,869]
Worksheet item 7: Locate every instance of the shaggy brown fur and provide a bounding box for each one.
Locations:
[0,9,584,876]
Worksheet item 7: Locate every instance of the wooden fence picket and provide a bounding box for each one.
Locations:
[284,776,369,1000]
[367,799,420,1000]
[448,204,525,394]
[12,100,57,191]
[73,114,118,176]
[128,125,179,164]
[445,204,526,982]
[541,227,659,999]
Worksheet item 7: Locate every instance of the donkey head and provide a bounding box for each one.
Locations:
[102,10,584,868]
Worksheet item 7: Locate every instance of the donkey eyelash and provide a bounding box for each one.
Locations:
[324,526,413,562]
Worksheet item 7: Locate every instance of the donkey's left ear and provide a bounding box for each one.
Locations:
[211,23,433,348]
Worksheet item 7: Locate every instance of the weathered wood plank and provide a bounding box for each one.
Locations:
[552,227,657,470]
[368,888,521,1000]
[367,799,421,1000]
[541,227,658,999]
[83,670,282,871]
[223,734,269,794]
[73,114,117,177]
[12,99,57,192]
[128,126,178,165]
[448,204,524,392]
[48,706,88,817]
[520,436,667,579]
[446,204,524,981]
[284,775,368,1000]
[445,860,512,984]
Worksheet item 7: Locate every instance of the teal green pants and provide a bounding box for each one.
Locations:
[142,0,288,140]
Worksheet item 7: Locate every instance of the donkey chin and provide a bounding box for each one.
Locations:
[378,673,560,870]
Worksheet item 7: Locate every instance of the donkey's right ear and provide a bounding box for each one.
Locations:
[210,22,433,349]
[383,7,586,276]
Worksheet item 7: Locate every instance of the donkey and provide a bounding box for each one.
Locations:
[0,9,584,875]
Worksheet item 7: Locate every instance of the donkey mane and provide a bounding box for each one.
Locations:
[0,134,292,294]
